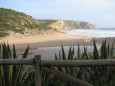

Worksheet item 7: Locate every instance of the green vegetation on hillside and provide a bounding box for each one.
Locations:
[38,20,57,30]
[0,32,9,37]
[0,8,50,37]
[0,8,29,33]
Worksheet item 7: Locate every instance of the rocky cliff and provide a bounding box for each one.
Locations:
[48,20,95,31]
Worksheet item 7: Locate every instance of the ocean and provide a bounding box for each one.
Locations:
[64,28,115,38]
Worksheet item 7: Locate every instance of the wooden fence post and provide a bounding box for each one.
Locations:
[34,55,41,86]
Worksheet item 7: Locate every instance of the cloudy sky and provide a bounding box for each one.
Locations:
[0,0,115,28]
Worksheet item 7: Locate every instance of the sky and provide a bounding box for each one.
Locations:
[0,0,115,28]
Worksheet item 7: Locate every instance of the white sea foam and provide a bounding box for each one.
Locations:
[64,28,115,38]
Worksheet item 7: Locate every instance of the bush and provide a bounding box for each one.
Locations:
[0,43,34,86]
[0,32,9,37]
[50,39,115,86]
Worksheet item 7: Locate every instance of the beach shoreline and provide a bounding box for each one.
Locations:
[0,32,94,49]
[0,32,114,59]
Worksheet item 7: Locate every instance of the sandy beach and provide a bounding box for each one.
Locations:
[0,32,114,60]
[0,32,94,50]
[0,32,95,59]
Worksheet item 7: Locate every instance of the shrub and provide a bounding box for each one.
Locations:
[0,32,9,37]
[52,39,115,86]
[0,43,34,86]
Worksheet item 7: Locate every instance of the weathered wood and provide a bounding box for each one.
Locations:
[41,59,115,67]
[0,59,33,65]
[0,58,115,86]
[0,59,115,66]
[34,55,41,86]
[43,67,93,86]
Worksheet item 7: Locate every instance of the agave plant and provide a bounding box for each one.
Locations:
[0,43,34,86]
[53,39,115,86]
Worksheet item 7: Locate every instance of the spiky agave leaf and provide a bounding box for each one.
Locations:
[12,44,18,86]
[82,46,88,60]
[22,44,29,58]
[107,43,110,58]
[67,47,75,76]
[0,43,4,86]
[77,44,80,60]
[101,40,107,59]
[2,43,9,59]
[93,40,99,59]
[0,44,2,59]
[11,65,17,86]
[55,53,58,60]
[59,50,61,60]
[110,38,115,58]
[0,43,34,86]
[16,45,29,84]
[68,47,73,60]
[103,39,107,59]
[72,46,74,55]
[48,39,115,86]
[2,43,10,86]
[7,42,11,58]
[61,45,66,60]
[18,66,33,85]
[0,43,14,86]
[22,70,35,86]
[0,44,3,85]
[13,44,17,59]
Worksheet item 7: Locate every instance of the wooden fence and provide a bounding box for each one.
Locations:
[0,55,115,86]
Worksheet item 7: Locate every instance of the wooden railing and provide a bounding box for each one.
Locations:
[0,55,115,86]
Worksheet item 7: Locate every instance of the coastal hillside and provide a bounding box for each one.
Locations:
[0,8,95,38]
[47,20,95,30]
[0,8,46,37]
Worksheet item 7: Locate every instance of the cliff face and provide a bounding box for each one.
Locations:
[49,20,96,31]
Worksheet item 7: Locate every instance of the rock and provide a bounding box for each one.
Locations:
[48,20,96,31]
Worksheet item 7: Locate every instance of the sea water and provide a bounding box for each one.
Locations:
[64,28,115,38]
